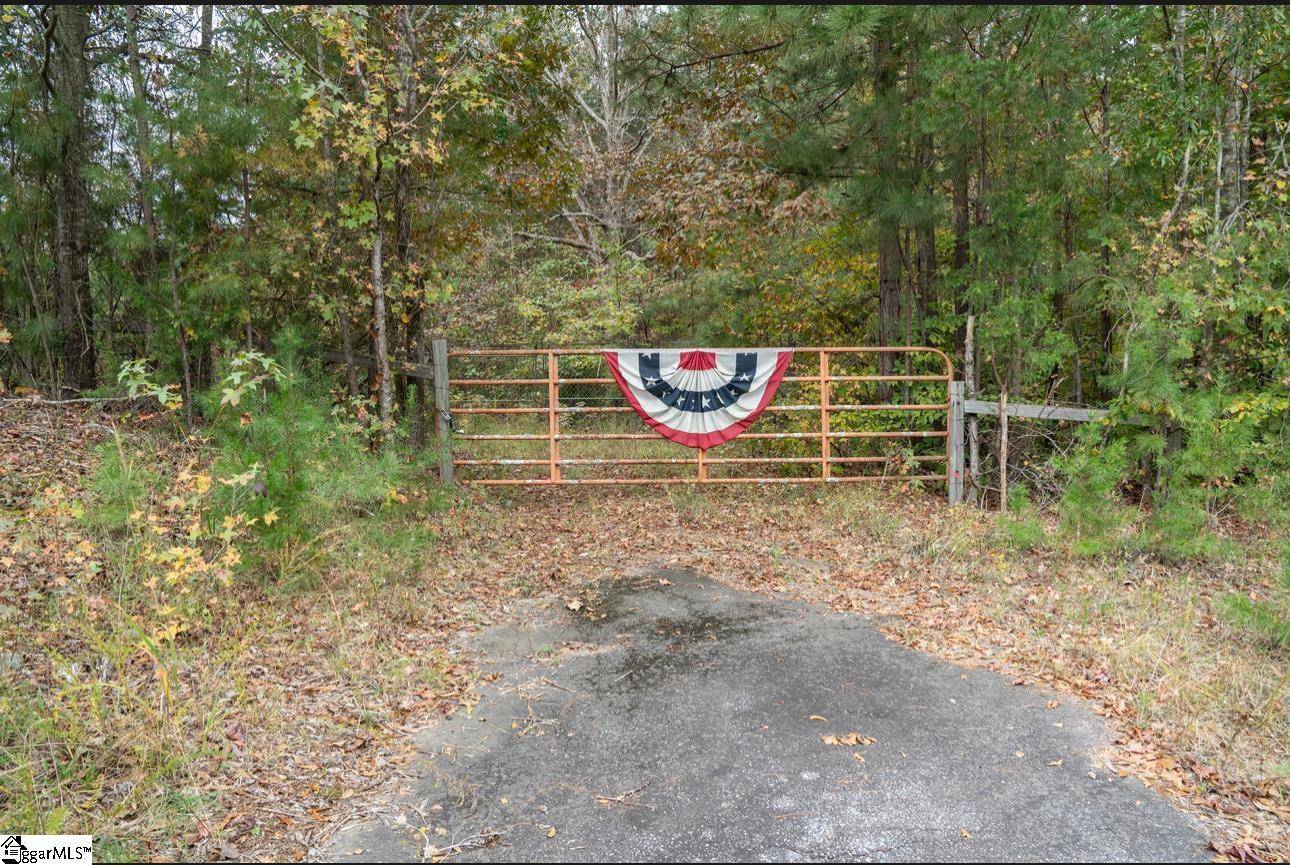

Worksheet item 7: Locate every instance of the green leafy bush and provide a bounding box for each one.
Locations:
[199,338,446,580]
[85,435,163,532]
[1056,434,1132,556]
[1137,486,1231,563]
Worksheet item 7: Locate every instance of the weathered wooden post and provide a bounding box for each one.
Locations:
[997,389,1009,512]
[965,314,980,502]
[431,337,454,485]
[948,380,965,505]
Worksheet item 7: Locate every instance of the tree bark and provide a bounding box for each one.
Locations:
[965,314,980,503]
[997,388,1008,512]
[876,224,901,397]
[872,32,901,401]
[394,5,422,439]
[49,5,97,391]
[160,71,194,426]
[370,174,393,432]
[951,136,971,357]
[200,5,213,56]
[166,121,195,428]
[1097,80,1114,392]
[240,54,255,349]
[312,32,359,399]
[916,197,936,321]
[125,6,160,332]
[357,28,393,434]
[1217,43,1246,229]
[912,74,935,323]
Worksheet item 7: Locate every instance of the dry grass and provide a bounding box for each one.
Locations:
[0,403,499,862]
[2,401,1285,861]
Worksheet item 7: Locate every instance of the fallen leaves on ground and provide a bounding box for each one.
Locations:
[4,403,1286,861]
[1,402,480,862]
[821,732,877,747]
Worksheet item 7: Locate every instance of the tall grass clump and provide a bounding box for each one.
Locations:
[199,335,447,584]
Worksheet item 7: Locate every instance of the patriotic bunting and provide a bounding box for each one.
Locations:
[603,348,794,448]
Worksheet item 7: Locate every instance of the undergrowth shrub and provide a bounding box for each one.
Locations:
[1055,433,1132,556]
[2,348,453,841]
[998,485,1047,552]
[84,435,163,533]
[1137,485,1231,562]
[198,339,447,582]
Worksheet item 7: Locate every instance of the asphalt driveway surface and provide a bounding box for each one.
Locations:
[321,567,1204,862]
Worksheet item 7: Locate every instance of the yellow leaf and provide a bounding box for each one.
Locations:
[262,509,279,526]
[821,732,875,747]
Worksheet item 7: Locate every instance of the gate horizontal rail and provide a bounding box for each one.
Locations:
[441,346,953,487]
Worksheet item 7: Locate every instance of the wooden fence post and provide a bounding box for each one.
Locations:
[948,380,965,505]
[431,338,453,485]
[965,314,980,502]
[997,389,1008,512]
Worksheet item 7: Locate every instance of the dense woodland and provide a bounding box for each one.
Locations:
[1,7,1288,857]
[1,4,1287,504]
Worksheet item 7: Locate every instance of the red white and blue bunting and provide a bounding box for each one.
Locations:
[603,348,794,448]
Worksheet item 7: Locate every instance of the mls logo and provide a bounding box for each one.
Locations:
[0,835,92,864]
[2,837,25,865]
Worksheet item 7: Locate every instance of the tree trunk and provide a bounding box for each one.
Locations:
[349,9,388,426]
[951,137,971,357]
[872,32,901,401]
[200,5,213,56]
[412,322,429,448]
[125,6,160,331]
[315,32,360,399]
[167,194,194,427]
[165,118,195,427]
[49,5,96,391]
[240,56,254,349]
[336,309,361,399]
[877,224,901,398]
[965,314,980,503]
[1217,52,1246,228]
[363,108,393,434]
[371,184,393,432]
[1097,81,1114,393]
[914,126,936,322]
[394,5,419,432]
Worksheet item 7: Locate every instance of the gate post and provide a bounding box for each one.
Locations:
[432,338,454,485]
[947,380,965,505]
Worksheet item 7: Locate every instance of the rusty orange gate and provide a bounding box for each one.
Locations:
[433,345,964,500]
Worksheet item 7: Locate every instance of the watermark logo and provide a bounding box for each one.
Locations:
[1,836,92,864]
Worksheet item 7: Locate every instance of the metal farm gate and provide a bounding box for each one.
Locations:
[429,345,964,499]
